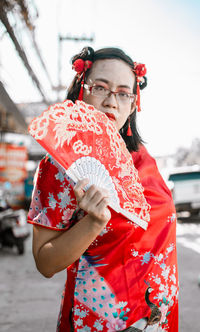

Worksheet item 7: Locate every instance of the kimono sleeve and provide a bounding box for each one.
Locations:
[27,155,78,230]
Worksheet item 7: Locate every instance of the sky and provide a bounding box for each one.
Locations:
[1,0,200,157]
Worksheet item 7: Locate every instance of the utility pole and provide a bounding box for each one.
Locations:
[56,34,95,100]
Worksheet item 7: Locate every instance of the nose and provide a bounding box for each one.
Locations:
[102,91,118,108]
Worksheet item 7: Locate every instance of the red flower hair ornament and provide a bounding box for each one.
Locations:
[72,59,93,100]
[133,62,147,112]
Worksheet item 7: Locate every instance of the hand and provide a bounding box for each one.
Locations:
[73,179,111,226]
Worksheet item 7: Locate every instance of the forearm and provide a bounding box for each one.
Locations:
[35,214,105,278]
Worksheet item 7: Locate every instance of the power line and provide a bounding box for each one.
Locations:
[0,8,50,104]
[59,34,94,42]
[57,33,95,99]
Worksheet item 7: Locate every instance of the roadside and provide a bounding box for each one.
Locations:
[0,225,66,332]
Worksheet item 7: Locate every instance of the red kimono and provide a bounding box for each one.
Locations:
[28,145,179,332]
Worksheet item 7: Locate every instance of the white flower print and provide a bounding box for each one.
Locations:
[106,318,126,331]
[155,253,164,262]
[115,301,128,309]
[131,249,139,257]
[78,310,88,318]
[74,305,89,319]
[160,303,169,323]
[55,170,65,183]
[159,284,165,292]
[170,274,176,284]
[99,224,112,236]
[158,284,169,299]
[62,208,74,222]
[161,266,170,281]
[166,243,175,254]
[75,318,83,327]
[141,251,152,265]
[153,275,161,285]
[130,228,178,330]
[171,285,178,297]
[48,193,57,210]
[167,213,176,223]
[74,307,81,315]
[58,188,72,209]
[93,319,104,331]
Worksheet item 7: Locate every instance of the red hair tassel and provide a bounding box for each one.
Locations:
[136,79,141,112]
[75,61,93,101]
[78,78,84,101]
[127,117,132,136]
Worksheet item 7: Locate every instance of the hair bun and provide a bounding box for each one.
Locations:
[72,46,94,64]
[80,46,94,60]
[139,76,147,90]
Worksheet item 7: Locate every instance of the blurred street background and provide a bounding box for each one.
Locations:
[0,0,200,331]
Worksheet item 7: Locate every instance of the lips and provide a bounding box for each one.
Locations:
[105,113,116,121]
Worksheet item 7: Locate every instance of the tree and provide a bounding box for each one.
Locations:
[175,138,200,166]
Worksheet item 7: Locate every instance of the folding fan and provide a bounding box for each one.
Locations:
[28,100,150,230]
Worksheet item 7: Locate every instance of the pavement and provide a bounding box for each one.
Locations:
[0,225,66,332]
[0,222,200,332]
[177,222,200,332]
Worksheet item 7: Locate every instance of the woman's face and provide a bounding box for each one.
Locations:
[83,59,136,131]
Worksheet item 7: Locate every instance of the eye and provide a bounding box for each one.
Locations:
[118,92,129,98]
[93,85,106,92]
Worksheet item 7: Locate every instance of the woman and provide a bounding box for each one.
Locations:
[28,47,179,331]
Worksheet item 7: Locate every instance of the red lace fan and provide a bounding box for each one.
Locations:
[28,100,150,230]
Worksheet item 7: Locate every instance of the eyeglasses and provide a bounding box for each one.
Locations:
[84,84,135,104]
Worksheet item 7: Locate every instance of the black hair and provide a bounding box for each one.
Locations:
[67,46,147,152]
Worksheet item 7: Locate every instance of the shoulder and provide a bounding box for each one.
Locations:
[131,144,156,170]
[131,144,173,201]
[35,154,75,188]
[28,154,78,230]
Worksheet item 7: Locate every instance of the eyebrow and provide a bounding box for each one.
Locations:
[94,78,131,90]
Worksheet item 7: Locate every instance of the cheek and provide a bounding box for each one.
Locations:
[82,92,91,104]
[83,93,95,106]
[83,93,99,108]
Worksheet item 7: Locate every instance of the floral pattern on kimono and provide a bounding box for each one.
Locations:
[28,145,179,332]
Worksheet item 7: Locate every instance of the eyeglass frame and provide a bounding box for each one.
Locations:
[83,83,136,103]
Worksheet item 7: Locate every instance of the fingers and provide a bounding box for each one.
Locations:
[78,184,109,210]
[94,197,111,223]
[83,185,108,201]
[73,179,111,223]
[96,196,109,209]
[73,179,89,202]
